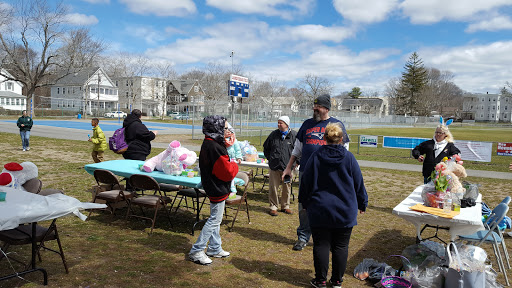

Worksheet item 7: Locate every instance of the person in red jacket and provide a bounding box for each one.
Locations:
[189,115,239,265]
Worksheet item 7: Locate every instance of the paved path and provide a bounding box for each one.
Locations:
[1,119,510,180]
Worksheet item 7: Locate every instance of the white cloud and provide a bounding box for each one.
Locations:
[63,13,99,26]
[204,13,215,20]
[129,26,166,45]
[206,0,314,20]
[332,0,398,24]
[419,41,512,93]
[466,15,512,33]
[164,27,185,35]
[119,0,196,17]
[81,0,110,3]
[400,0,512,24]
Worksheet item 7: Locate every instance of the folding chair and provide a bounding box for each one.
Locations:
[260,173,270,193]
[89,169,134,217]
[225,172,251,231]
[239,169,254,191]
[125,174,173,235]
[0,190,69,273]
[22,178,42,194]
[458,203,510,286]
[170,187,207,235]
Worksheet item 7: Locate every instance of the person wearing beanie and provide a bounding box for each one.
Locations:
[263,115,297,216]
[282,94,350,252]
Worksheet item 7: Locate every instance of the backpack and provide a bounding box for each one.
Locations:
[109,127,128,154]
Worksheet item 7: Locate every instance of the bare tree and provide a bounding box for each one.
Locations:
[295,74,333,113]
[0,0,104,108]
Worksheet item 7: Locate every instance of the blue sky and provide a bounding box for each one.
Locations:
[5,0,512,95]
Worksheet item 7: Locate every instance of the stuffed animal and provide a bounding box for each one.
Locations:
[0,162,38,191]
[437,158,467,195]
[142,140,197,175]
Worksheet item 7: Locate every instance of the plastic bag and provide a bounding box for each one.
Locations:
[353,258,393,281]
[421,184,444,208]
[162,149,183,175]
[405,266,445,288]
[485,266,503,288]
[402,242,444,270]
[462,180,480,200]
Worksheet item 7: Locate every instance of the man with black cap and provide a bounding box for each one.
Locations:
[282,94,349,251]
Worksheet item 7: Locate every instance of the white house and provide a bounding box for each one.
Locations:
[112,76,168,116]
[51,67,118,114]
[337,97,390,117]
[168,80,205,115]
[0,68,26,111]
[462,92,512,123]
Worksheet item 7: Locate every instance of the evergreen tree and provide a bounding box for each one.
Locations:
[348,87,362,98]
[399,52,427,115]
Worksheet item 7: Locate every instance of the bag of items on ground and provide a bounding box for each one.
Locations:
[353,240,502,287]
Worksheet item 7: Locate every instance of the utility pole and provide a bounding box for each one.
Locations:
[230,50,235,125]
[97,73,101,117]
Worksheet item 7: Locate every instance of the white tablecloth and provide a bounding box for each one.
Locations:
[0,187,106,231]
[392,185,484,241]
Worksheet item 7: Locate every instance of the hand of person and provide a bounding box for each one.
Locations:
[359,210,365,214]
[237,158,242,164]
[152,130,158,136]
[282,167,292,181]
[88,139,92,142]
[509,163,512,171]
[418,155,424,162]
[21,124,24,127]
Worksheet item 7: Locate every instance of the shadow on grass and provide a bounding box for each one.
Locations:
[231,256,312,286]
[230,226,294,245]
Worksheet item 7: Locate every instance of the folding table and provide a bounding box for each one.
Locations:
[392,185,484,242]
[0,187,105,285]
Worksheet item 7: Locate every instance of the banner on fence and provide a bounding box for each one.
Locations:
[497,142,512,156]
[382,136,428,149]
[455,140,493,162]
[360,135,378,147]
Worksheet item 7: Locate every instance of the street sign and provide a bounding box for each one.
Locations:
[228,74,249,98]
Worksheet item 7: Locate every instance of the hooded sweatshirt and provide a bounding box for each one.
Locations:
[199,115,239,202]
[299,144,368,229]
[122,113,156,159]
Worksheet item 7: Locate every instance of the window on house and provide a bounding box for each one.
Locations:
[493,98,496,101]
[115,81,118,87]
[0,98,4,105]
[63,88,66,94]
[126,80,129,86]
[15,99,19,105]
[194,86,199,93]
[493,106,495,110]
[130,80,133,86]
[57,88,60,94]
[6,82,13,90]
[126,92,129,98]
[100,88,104,94]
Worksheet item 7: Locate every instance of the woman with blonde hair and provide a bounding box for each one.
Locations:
[412,119,460,184]
[299,122,368,288]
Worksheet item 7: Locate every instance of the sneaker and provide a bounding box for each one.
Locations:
[310,278,327,288]
[188,251,212,265]
[206,250,230,258]
[26,147,30,151]
[330,279,342,288]
[23,149,26,152]
[269,209,278,216]
[292,240,307,251]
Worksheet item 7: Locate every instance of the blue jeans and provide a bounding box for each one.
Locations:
[297,171,311,243]
[20,130,30,149]
[190,200,225,255]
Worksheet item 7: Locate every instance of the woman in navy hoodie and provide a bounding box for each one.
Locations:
[299,122,368,288]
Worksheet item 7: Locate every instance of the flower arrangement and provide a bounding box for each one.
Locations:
[422,155,467,208]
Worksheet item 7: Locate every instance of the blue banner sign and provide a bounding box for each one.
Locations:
[383,136,428,149]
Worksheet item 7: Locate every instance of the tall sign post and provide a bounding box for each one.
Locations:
[228,74,249,134]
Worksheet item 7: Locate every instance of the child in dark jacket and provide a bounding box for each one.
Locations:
[299,122,368,288]
[189,115,239,265]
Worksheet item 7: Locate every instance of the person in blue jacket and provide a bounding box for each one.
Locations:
[299,122,368,288]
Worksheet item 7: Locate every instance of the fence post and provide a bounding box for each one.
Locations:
[260,129,263,146]
[357,135,360,154]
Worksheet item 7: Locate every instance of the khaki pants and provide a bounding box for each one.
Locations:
[92,151,104,163]
[268,169,291,211]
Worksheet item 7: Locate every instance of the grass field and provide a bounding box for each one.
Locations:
[0,126,511,287]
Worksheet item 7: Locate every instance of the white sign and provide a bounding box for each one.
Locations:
[360,135,378,147]
[455,140,493,162]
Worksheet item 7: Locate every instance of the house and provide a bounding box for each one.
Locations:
[168,80,205,115]
[462,92,512,122]
[112,76,167,116]
[51,67,118,114]
[337,97,390,117]
[253,96,298,120]
[0,68,26,111]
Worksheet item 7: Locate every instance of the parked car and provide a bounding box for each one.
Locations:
[176,114,190,120]
[104,111,127,118]
[447,116,463,123]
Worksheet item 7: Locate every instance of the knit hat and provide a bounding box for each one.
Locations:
[314,94,331,110]
[278,116,290,128]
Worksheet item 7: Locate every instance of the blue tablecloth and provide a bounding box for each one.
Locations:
[84,160,244,188]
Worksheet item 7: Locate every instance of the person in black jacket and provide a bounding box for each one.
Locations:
[17,110,33,151]
[122,109,157,161]
[412,124,460,184]
[263,116,297,216]
[189,115,239,265]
